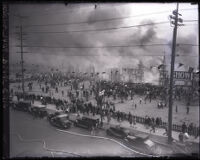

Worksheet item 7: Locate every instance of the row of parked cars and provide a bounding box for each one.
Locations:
[10,99,48,118]
[10,97,100,131]
[10,98,173,156]
[47,112,100,130]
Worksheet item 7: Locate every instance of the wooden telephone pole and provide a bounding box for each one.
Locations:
[15,15,28,98]
[168,3,183,143]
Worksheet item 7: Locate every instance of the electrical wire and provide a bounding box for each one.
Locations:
[12,12,198,28]
[19,21,169,34]
[13,43,198,49]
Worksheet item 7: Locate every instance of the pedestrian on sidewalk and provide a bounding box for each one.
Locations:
[139,98,142,104]
[117,111,120,122]
[132,116,136,128]
[91,125,95,136]
[182,122,187,133]
[163,126,168,136]
[107,113,111,124]
[150,122,156,133]
[128,112,131,121]
[129,115,133,127]
[135,104,137,109]
[175,105,178,113]
[186,106,189,114]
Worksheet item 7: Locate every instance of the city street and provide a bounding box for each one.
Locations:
[10,108,137,157]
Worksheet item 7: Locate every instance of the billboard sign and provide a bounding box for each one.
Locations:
[173,71,192,80]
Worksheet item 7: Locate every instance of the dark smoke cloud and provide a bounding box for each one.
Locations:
[176,34,197,69]
[87,6,130,28]
[9,4,197,84]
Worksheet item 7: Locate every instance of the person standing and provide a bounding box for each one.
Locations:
[175,105,178,113]
[107,112,111,124]
[182,122,187,133]
[163,125,168,136]
[133,116,136,128]
[150,122,156,133]
[139,98,142,104]
[129,115,133,127]
[186,106,189,114]
[91,125,95,136]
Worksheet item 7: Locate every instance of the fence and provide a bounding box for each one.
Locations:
[110,111,199,137]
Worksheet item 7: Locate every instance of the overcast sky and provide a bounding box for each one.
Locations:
[9,2,199,83]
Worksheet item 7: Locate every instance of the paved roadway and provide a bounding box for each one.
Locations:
[10,108,140,158]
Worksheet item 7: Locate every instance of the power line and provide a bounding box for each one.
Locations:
[9,23,197,36]
[177,43,199,46]
[12,11,198,28]
[13,12,174,28]
[19,21,169,34]
[184,20,198,22]
[13,43,198,49]
[13,51,198,57]
[15,43,169,48]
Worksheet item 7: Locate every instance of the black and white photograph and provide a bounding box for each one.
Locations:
[5,2,199,158]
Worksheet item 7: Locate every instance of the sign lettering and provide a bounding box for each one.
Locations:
[173,71,192,80]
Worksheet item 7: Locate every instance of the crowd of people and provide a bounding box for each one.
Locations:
[13,89,199,138]
[10,71,199,140]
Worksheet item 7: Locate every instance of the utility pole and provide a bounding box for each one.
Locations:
[15,15,28,98]
[20,24,25,98]
[168,3,183,143]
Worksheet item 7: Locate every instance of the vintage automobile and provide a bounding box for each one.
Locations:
[73,115,100,130]
[106,125,130,139]
[125,132,149,142]
[124,133,173,155]
[30,104,48,118]
[12,99,31,112]
[49,113,71,129]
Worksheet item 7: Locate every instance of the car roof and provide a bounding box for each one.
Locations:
[134,133,149,139]
[32,104,46,108]
[57,114,68,118]
[82,115,99,120]
[144,139,155,147]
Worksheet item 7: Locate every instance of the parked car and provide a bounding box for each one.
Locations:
[49,113,71,129]
[30,104,48,118]
[106,125,130,139]
[74,115,100,130]
[125,132,149,142]
[124,133,171,155]
[12,100,31,112]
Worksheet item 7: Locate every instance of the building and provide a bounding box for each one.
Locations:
[121,61,144,83]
